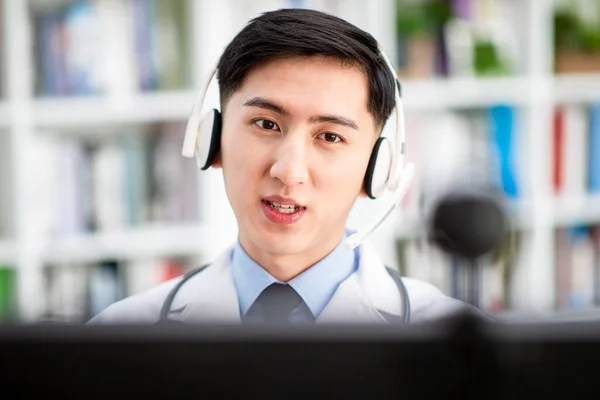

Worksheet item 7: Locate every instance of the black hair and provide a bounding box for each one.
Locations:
[216,8,396,131]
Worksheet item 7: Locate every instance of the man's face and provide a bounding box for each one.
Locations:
[219,56,379,259]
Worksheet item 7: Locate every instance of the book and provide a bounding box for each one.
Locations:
[555,226,596,310]
[553,105,588,199]
[0,265,15,321]
[589,102,600,193]
[488,105,518,198]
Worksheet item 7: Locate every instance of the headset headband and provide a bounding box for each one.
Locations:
[377,43,406,189]
[182,64,219,158]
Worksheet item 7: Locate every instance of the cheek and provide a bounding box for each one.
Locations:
[221,131,245,170]
[316,149,370,194]
[221,125,268,190]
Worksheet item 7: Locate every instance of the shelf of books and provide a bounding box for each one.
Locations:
[38,254,206,323]
[0,0,207,322]
[29,0,192,98]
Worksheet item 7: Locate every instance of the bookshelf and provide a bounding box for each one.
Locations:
[0,0,599,322]
[0,0,239,322]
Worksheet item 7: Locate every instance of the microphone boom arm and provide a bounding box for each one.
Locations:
[346,163,415,250]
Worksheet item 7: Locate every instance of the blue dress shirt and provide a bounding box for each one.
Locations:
[231,231,359,323]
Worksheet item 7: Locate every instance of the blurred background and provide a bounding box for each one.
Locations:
[0,0,599,324]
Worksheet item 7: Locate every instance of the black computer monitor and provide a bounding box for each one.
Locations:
[1,313,600,399]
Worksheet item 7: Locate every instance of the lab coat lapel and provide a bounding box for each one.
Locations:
[316,240,403,324]
[316,273,389,324]
[174,248,242,324]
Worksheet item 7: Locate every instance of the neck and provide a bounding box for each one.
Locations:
[238,228,346,282]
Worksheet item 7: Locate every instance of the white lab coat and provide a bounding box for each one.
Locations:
[89,240,483,325]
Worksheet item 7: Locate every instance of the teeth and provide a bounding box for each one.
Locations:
[267,201,300,213]
[270,201,297,209]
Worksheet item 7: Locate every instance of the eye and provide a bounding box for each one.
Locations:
[317,132,343,143]
[254,119,280,131]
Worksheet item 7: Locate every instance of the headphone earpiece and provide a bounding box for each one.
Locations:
[182,107,222,170]
[363,137,394,199]
[198,109,222,170]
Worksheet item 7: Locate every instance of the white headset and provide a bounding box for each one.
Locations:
[182,44,415,250]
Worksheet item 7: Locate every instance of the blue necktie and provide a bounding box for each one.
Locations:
[246,283,308,324]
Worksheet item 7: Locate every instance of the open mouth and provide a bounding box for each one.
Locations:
[263,200,306,214]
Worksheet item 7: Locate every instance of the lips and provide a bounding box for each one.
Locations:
[261,195,306,225]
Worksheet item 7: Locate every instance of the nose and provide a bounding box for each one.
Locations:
[269,135,309,187]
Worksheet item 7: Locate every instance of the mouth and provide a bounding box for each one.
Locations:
[261,198,307,225]
[262,200,306,214]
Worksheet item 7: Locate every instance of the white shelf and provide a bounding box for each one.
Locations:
[20,73,600,131]
[401,76,532,110]
[31,90,198,129]
[0,240,16,264]
[24,77,532,131]
[400,73,600,111]
[38,224,210,264]
[0,101,9,128]
[554,73,600,104]
[495,307,600,324]
[18,73,600,131]
[552,195,600,227]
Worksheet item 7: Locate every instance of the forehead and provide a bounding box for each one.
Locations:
[229,56,371,118]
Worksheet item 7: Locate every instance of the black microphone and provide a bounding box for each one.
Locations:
[426,185,509,260]
[422,184,510,308]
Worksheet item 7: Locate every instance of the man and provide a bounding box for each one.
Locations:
[89,8,484,325]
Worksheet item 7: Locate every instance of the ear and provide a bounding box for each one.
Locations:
[211,151,222,169]
[358,186,369,199]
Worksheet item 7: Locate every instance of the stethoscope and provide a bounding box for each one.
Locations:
[159,264,411,324]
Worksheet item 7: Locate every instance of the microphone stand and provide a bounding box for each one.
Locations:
[466,256,482,310]
[451,254,483,310]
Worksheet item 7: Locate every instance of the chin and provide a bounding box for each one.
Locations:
[244,220,311,255]
[254,231,310,256]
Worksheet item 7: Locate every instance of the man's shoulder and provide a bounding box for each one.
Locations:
[87,277,182,325]
[401,276,490,323]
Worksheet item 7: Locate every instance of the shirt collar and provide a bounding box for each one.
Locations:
[230,232,358,318]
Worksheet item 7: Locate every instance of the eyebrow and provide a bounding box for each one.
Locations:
[308,115,359,131]
[244,97,289,116]
[243,96,359,131]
